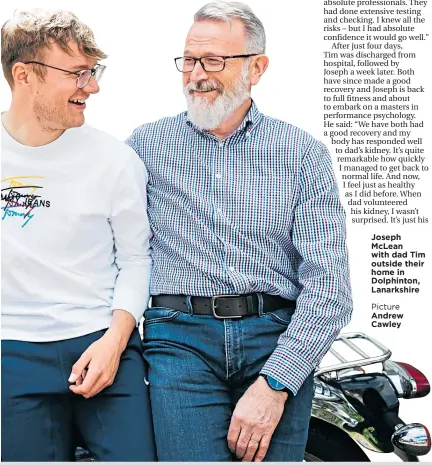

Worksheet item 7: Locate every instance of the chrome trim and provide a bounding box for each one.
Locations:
[392,423,431,456]
[313,371,431,457]
[311,381,384,453]
[412,379,418,397]
[315,332,392,376]
[383,360,418,398]
[336,367,366,380]
[313,382,340,401]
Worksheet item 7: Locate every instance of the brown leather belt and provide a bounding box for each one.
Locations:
[151,293,296,319]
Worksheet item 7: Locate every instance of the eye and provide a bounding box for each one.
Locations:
[203,57,224,65]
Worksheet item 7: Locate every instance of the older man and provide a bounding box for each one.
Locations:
[1,10,156,461]
[127,1,352,462]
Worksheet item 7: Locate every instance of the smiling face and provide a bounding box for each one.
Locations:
[28,41,100,131]
[183,19,252,130]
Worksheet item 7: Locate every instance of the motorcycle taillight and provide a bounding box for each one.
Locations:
[394,362,430,398]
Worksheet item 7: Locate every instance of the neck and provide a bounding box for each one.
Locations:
[2,100,65,147]
[209,98,252,140]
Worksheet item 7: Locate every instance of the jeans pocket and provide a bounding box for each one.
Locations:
[264,307,294,326]
[143,307,182,326]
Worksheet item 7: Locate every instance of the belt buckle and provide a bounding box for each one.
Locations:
[211,294,242,319]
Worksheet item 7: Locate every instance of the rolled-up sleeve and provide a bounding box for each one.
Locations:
[109,148,152,325]
[260,141,353,394]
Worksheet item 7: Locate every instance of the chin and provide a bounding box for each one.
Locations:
[196,93,217,103]
[67,115,85,128]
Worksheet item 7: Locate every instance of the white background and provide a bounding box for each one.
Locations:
[1,1,431,461]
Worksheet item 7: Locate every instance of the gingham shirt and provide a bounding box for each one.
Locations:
[126,102,353,395]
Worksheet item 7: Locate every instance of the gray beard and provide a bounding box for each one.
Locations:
[183,66,250,131]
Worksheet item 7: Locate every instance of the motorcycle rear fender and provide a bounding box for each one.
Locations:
[311,391,387,453]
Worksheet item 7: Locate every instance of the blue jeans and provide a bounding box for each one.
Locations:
[143,304,315,461]
[1,329,157,461]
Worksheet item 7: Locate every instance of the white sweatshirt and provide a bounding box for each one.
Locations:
[1,123,152,342]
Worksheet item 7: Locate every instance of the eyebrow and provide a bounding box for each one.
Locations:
[69,64,94,71]
[183,51,220,57]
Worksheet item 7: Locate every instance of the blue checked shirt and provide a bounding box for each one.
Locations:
[126,102,353,395]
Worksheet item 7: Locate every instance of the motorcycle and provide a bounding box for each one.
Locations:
[75,332,431,462]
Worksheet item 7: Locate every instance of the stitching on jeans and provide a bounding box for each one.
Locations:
[268,310,292,326]
[56,341,68,391]
[53,342,64,459]
[92,401,106,460]
[224,320,230,380]
[49,390,56,460]
[143,311,181,326]
[239,320,245,372]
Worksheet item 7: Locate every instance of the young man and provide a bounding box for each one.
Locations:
[126,1,353,462]
[1,10,156,461]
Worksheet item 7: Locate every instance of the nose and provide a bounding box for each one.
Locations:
[83,76,100,94]
[189,59,209,83]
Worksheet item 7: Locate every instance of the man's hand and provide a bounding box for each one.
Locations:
[227,376,288,462]
[68,309,135,398]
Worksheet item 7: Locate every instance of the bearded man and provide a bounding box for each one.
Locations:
[126,1,353,462]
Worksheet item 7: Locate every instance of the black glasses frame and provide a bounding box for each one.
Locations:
[174,54,259,73]
[23,61,106,88]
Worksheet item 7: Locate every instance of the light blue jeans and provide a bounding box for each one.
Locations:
[143,303,315,461]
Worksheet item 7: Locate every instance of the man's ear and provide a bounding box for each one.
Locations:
[12,62,31,86]
[250,55,269,86]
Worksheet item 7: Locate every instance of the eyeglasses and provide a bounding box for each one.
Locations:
[23,61,106,89]
[174,54,259,73]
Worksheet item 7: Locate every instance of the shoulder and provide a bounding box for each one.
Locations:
[72,124,141,165]
[258,114,331,167]
[125,112,187,148]
[260,115,324,152]
[74,124,132,152]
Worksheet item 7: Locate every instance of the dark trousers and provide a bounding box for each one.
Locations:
[1,328,157,462]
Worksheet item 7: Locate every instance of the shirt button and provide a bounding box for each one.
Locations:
[228,266,235,272]
[217,208,222,214]
[219,143,223,148]
[215,173,222,179]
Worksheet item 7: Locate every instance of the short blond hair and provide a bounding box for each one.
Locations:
[1,9,107,88]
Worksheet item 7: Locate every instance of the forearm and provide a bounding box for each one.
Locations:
[260,290,352,394]
[261,209,353,394]
[260,141,353,394]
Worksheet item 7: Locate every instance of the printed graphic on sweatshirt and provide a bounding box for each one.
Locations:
[1,176,51,227]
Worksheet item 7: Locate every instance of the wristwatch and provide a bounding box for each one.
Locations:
[263,375,291,394]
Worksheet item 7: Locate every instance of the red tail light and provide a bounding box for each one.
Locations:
[394,362,430,398]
